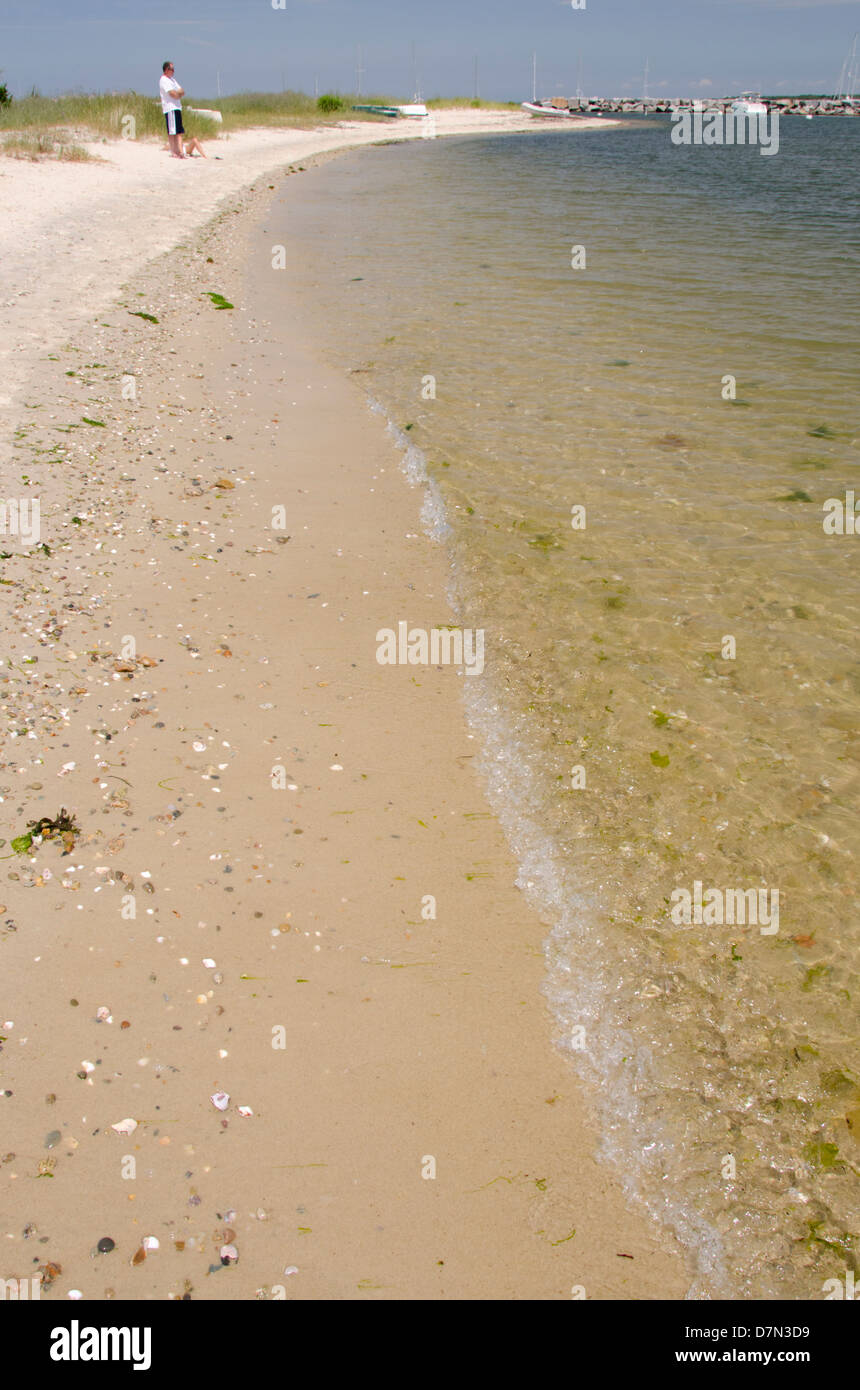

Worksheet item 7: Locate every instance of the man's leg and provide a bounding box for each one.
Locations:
[166,111,183,158]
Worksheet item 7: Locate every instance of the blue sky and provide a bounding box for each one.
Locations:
[1,0,858,100]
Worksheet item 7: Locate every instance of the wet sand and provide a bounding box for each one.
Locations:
[0,131,685,1300]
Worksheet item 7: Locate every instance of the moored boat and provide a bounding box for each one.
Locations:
[521,100,589,118]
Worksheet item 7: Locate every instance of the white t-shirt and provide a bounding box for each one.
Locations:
[159,75,182,112]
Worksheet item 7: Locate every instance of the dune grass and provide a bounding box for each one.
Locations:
[425,97,518,110]
[0,89,410,143]
[1,130,100,161]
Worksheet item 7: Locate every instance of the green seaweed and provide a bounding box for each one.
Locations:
[807,424,838,439]
[81,417,105,427]
[13,808,80,856]
[777,489,813,502]
[129,311,158,323]
[650,751,670,768]
[206,293,234,310]
[803,1141,840,1169]
[801,964,830,991]
[651,709,670,727]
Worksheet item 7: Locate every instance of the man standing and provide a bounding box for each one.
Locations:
[159,61,186,159]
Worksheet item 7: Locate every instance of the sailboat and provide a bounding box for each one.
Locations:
[521,51,593,117]
[398,43,429,117]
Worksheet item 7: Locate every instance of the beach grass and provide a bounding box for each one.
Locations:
[1,130,100,161]
[0,89,411,141]
[425,97,518,109]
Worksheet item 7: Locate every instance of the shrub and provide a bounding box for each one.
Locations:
[316,93,343,113]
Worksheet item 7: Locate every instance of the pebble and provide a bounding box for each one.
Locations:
[97,1237,115,1253]
[44,1130,62,1149]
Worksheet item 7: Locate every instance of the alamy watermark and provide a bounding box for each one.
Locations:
[670,102,779,156]
[376,623,485,676]
[669,881,779,935]
[823,492,858,535]
[0,497,40,546]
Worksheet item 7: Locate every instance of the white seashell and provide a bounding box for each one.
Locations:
[220,1244,238,1264]
[96,1007,111,1022]
[81,1061,95,1074]
[284,1265,299,1277]
[142,1236,159,1251]
[68,1289,83,1300]
[210,1091,230,1111]
[202,958,216,968]
[237,1106,253,1118]
[110,1117,138,1135]
[192,741,206,751]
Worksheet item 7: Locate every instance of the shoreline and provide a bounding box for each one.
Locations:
[0,109,617,437]
[0,132,687,1300]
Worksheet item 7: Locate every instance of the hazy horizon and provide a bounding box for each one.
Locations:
[1,0,858,104]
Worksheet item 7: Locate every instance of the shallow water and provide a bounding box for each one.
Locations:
[273,120,860,1298]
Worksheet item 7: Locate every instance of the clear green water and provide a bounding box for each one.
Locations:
[272,121,860,1297]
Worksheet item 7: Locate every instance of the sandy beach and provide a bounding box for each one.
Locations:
[0,111,688,1300]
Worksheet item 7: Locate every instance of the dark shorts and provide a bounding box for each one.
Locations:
[165,109,185,137]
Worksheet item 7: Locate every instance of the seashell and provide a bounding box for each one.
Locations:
[110,1117,137,1135]
[210,1091,229,1111]
[220,1244,238,1265]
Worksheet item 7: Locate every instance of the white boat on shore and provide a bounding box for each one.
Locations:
[398,102,428,117]
[521,100,590,118]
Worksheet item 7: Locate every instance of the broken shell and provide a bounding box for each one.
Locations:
[284,1265,299,1277]
[110,1117,138,1136]
[142,1236,159,1252]
[95,1007,111,1022]
[210,1091,229,1111]
[237,1106,253,1118]
[220,1244,238,1265]
[132,1247,146,1266]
